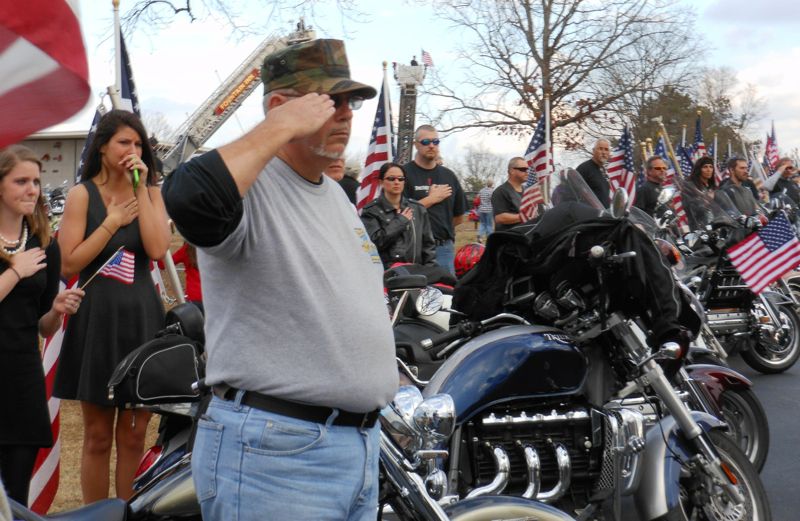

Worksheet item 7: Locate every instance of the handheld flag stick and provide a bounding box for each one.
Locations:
[80,246,124,290]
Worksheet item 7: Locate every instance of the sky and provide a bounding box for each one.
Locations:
[50,0,800,169]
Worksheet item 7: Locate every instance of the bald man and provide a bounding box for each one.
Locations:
[576,139,611,207]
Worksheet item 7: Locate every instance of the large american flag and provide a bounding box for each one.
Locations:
[0,0,90,148]
[692,114,706,161]
[356,74,394,213]
[677,145,694,178]
[728,212,800,294]
[519,114,550,221]
[607,126,636,203]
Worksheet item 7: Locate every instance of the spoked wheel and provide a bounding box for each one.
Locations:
[742,304,800,373]
[718,389,770,473]
[677,431,771,521]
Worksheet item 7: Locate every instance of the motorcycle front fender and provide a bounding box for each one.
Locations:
[443,495,577,521]
[685,363,752,404]
[762,289,794,308]
[633,411,725,521]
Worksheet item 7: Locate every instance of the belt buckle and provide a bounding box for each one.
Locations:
[360,410,376,429]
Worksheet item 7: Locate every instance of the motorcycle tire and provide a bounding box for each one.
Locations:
[718,389,770,473]
[675,430,771,521]
[741,303,800,374]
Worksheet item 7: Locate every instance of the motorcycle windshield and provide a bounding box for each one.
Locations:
[679,179,739,230]
[548,167,606,213]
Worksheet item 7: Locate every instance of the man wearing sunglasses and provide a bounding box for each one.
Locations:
[576,139,611,207]
[403,125,467,274]
[492,157,529,231]
[162,39,397,520]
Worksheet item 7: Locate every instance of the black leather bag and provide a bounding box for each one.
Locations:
[107,334,204,406]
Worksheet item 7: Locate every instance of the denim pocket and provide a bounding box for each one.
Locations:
[244,414,326,456]
[192,418,224,501]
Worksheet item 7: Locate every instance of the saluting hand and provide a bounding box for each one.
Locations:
[269,93,336,142]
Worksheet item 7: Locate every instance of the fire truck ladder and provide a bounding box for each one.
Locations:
[394,63,426,165]
[157,21,315,173]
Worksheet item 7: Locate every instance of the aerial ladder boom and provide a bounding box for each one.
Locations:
[157,22,315,172]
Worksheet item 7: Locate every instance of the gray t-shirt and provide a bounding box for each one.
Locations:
[199,158,398,412]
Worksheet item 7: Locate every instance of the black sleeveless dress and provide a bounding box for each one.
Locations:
[53,181,164,406]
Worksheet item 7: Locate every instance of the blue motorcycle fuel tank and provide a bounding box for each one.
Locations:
[423,325,587,423]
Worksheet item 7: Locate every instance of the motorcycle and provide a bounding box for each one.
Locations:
[676,184,800,374]
[400,171,770,520]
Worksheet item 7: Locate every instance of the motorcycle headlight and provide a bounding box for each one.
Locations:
[413,394,455,447]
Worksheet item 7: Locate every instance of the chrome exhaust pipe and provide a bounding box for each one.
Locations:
[537,443,571,503]
[465,444,510,498]
[519,443,541,499]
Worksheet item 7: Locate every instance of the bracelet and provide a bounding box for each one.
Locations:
[9,266,21,281]
[100,223,115,235]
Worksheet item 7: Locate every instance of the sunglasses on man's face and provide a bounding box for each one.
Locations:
[417,138,440,146]
[511,166,529,172]
[383,176,406,182]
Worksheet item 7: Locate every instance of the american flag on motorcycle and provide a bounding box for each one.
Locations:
[607,126,636,204]
[519,114,550,221]
[728,212,800,294]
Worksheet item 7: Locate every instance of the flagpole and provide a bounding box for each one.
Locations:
[713,133,718,168]
[645,137,654,157]
[543,92,551,205]
[382,61,393,163]
[108,0,123,109]
[652,117,681,172]
[681,124,687,147]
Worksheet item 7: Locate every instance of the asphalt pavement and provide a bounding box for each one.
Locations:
[728,356,800,520]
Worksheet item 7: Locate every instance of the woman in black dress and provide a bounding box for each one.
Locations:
[0,145,84,506]
[54,111,170,502]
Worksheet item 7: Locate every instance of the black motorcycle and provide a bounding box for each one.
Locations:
[396,172,771,520]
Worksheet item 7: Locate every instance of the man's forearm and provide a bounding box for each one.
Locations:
[495,212,522,225]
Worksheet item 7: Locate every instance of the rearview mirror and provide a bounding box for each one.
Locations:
[657,186,676,205]
[610,188,628,218]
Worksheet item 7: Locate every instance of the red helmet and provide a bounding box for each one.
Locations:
[454,243,485,278]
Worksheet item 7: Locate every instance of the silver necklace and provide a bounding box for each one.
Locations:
[1,222,28,255]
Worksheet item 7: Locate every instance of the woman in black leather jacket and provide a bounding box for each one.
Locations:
[361,162,437,268]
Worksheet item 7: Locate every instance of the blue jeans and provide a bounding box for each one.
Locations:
[478,212,493,240]
[435,240,455,275]
[192,393,380,521]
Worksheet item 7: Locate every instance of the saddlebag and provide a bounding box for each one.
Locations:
[107,333,204,406]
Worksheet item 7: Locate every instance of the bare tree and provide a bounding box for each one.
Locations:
[122,0,361,36]
[452,145,505,192]
[696,66,767,138]
[424,0,703,150]
[142,111,175,142]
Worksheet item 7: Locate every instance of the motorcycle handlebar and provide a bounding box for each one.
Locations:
[420,321,479,351]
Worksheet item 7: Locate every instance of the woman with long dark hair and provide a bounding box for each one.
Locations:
[0,145,84,505]
[689,156,717,193]
[53,110,170,502]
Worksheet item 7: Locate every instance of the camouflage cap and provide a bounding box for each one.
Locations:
[261,38,377,99]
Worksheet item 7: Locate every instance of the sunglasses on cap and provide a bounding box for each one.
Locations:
[383,176,406,182]
[417,138,440,146]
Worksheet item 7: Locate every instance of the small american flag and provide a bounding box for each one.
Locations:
[519,114,549,221]
[421,49,434,67]
[356,73,394,213]
[692,115,706,162]
[764,123,779,172]
[607,126,636,204]
[728,212,800,294]
[100,248,135,284]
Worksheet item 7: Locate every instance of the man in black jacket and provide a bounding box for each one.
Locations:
[634,156,669,216]
[362,162,436,267]
[576,139,611,207]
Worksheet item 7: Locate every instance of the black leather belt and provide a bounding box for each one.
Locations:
[212,385,380,428]
[434,238,452,246]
